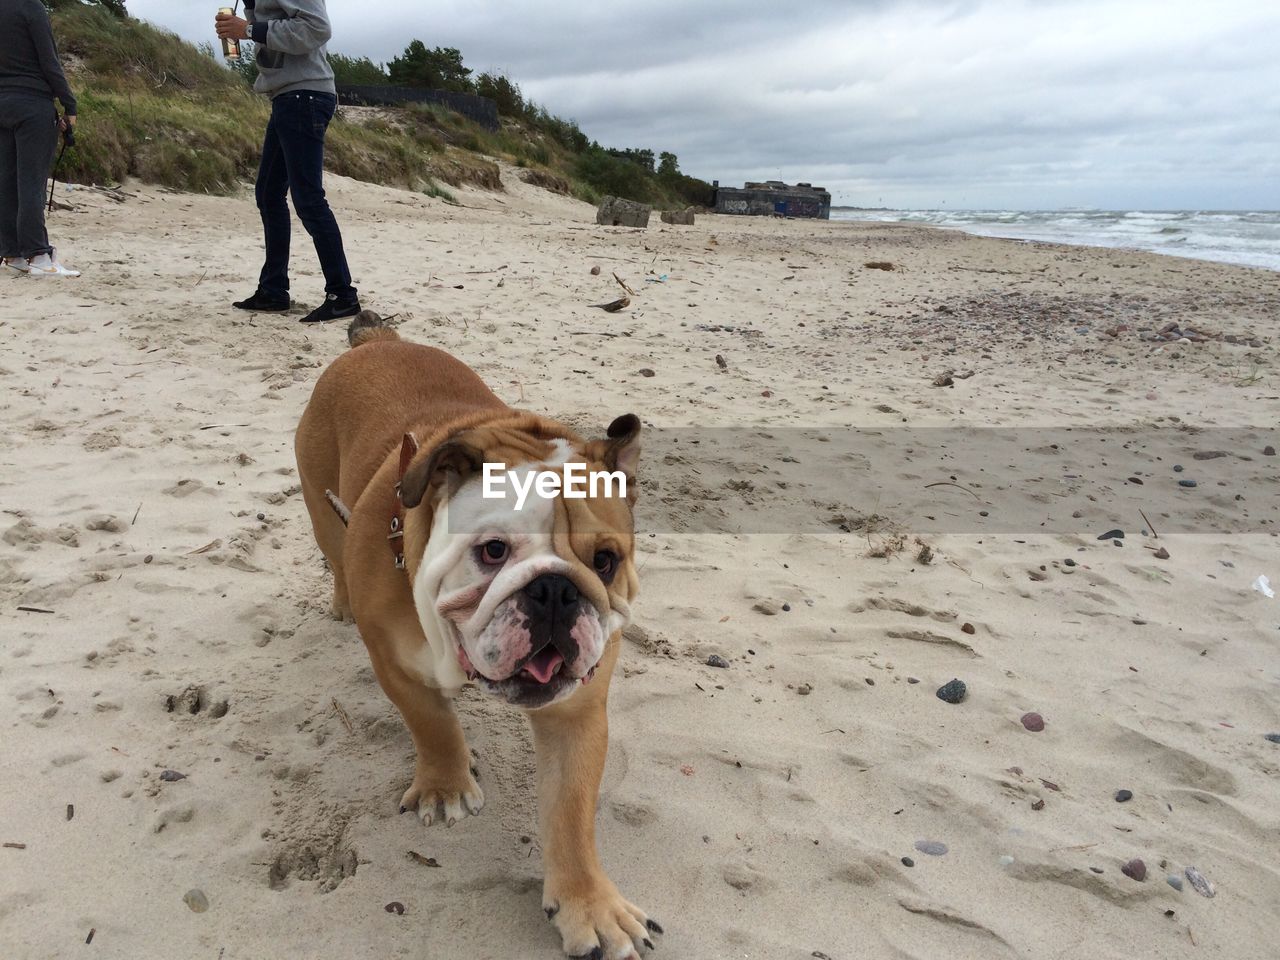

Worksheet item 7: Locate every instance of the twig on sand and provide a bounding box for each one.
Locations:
[613,272,637,296]
[198,423,250,431]
[331,698,354,734]
[925,481,981,500]
[1139,508,1159,539]
[406,850,440,868]
[132,502,142,525]
[570,331,621,337]
[3,842,26,849]
[17,606,55,614]
[192,269,208,288]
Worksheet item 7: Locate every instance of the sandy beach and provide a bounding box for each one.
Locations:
[1,168,1278,960]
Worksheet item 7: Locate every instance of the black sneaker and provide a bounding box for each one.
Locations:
[232,290,290,312]
[300,294,362,324]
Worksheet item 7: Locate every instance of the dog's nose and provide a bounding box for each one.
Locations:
[523,574,579,618]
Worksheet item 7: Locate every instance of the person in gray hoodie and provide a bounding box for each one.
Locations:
[216,0,360,324]
[0,0,81,277]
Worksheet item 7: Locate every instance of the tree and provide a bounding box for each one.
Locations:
[388,41,474,92]
[657,151,679,181]
[475,71,524,117]
[328,53,389,86]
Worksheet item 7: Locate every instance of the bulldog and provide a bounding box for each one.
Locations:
[294,312,659,959]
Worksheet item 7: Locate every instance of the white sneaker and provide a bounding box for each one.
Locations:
[2,257,30,274]
[27,251,81,278]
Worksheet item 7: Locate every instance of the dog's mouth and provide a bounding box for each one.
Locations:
[455,640,596,709]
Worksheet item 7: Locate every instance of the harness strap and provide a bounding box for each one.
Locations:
[389,433,419,569]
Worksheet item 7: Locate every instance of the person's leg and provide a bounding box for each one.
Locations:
[254,102,292,301]
[0,107,20,262]
[275,92,357,303]
[11,98,57,260]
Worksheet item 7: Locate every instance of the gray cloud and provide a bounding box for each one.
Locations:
[121,1,1280,208]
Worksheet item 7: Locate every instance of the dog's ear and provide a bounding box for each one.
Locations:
[583,414,641,503]
[399,434,486,508]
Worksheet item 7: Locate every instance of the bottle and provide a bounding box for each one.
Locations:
[219,7,241,61]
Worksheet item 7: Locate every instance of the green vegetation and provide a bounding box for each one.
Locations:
[47,4,714,209]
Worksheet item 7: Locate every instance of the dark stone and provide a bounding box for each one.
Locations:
[901,857,914,868]
[1121,859,1147,882]
[1127,477,1143,485]
[1020,712,1045,732]
[781,603,791,612]
[1173,464,1184,472]
[1264,733,1280,744]
[1098,529,1124,541]
[907,677,920,684]
[1115,789,1133,803]
[706,654,730,669]
[1178,479,1198,488]
[1264,446,1276,457]
[385,901,406,915]
[1154,547,1171,559]
[936,679,967,704]
[961,622,976,634]
[1064,558,1076,567]
[159,770,187,782]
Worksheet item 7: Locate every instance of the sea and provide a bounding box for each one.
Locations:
[829,209,1280,272]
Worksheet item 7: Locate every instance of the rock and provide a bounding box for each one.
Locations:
[85,514,127,533]
[159,770,187,782]
[706,654,730,669]
[1265,733,1280,744]
[1115,789,1133,803]
[1264,446,1276,457]
[596,196,651,228]
[715,354,728,370]
[1173,464,1184,472]
[1063,558,1076,567]
[1184,866,1215,898]
[961,622,976,635]
[1154,547,1171,560]
[1097,529,1124,541]
[637,368,656,377]
[932,370,955,387]
[914,840,948,857]
[1020,712,1045,732]
[660,207,696,225]
[907,677,920,684]
[901,857,914,867]
[1031,799,1045,811]
[1121,859,1147,882]
[183,889,209,913]
[590,265,601,275]
[781,602,791,612]
[797,683,812,696]
[385,901,406,915]
[1167,875,1184,891]
[936,679,967,704]
[1178,479,1198,488]
[1192,450,1228,461]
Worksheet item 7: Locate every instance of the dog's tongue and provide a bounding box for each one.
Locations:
[522,648,564,684]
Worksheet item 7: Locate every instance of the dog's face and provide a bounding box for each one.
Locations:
[403,416,640,710]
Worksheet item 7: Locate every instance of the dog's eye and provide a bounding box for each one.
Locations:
[593,550,618,582]
[479,540,509,565]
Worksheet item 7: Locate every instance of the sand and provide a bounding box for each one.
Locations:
[1,166,1278,960]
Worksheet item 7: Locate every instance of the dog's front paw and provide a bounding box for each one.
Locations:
[399,763,483,827]
[544,876,662,960]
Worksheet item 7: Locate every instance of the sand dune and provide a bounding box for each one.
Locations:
[1,167,1277,959]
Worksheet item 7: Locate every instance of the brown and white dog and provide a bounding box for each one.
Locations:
[294,313,659,959]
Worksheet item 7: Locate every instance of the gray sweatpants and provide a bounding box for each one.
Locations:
[0,92,58,260]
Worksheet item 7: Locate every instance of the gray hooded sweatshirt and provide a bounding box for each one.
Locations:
[244,0,336,98]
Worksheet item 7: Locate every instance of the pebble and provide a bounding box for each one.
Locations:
[183,889,209,913]
[907,677,920,684]
[1098,529,1124,541]
[1178,479,1198,488]
[706,654,730,669]
[1121,859,1147,882]
[1063,558,1077,567]
[1265,733,1280,744]
[1020,712,1045,732]
[901,857,914,868]
[159,770,187,782]
[1154,547,1171,560]
[1184,866,1215,898]
[781,602,791,612]
[914,840,948,857]
[797,683,812,696]
[936,679,967,704]
[1167,875,1184,892]
[1115,789,1133,803]
[1264,446,1276,457]
[1173,464,1184,472]
[385,901,406,915]
[961,622,975,635]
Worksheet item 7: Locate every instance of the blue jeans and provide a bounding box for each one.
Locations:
[255,90,356,302]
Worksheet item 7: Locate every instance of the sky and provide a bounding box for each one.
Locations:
[124,0,1280,210]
